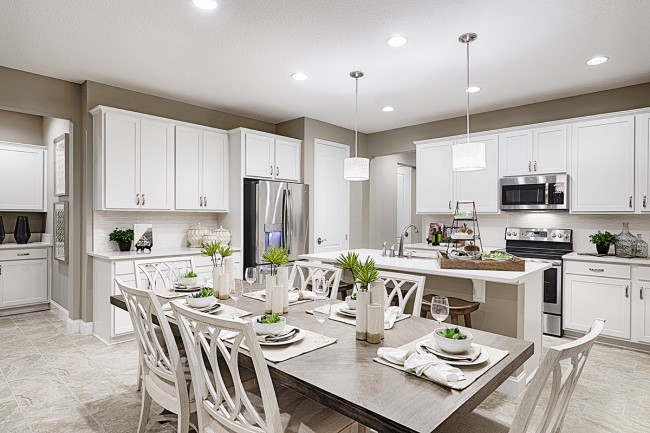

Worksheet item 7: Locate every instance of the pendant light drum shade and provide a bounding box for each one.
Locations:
[452,141,486,171]
[344,157,370,181]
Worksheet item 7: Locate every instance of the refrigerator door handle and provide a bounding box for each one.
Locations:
[287,189,293,254]
[281,189,288,251]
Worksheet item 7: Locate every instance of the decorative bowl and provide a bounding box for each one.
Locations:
[345,296,357,310]
[252,315,286,335]
[433,327,474,354]
[178,277,198,287]
[187,295,216,308]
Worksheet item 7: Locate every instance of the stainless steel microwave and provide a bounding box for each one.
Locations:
[500,174,569,211]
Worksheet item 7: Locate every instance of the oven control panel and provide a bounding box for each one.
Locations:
[505,227,572,243]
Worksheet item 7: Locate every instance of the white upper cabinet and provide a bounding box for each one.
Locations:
[635,113,650,213]
[416,141,453,214]
[93,107,174,211]
[175,126,229,212]
[499,125,567,176]
[570,115,635,213]
[244,132,301,182]
[454,134,500,213]
[0,143,45,211]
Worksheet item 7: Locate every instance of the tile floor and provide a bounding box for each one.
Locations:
[0,311,649,432]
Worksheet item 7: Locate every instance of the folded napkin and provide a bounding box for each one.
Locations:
[377,347,465,385]
[384,306,402,330]
[288,291,320,302]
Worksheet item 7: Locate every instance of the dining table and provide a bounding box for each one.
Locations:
[110,285,533,433]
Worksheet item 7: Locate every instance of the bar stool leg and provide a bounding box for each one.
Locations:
[464,314,472,328]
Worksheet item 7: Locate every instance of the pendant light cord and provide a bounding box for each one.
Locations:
[466,39,471,144]
[354,75,359,157]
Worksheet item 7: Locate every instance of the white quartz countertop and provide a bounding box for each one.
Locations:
[300,249,549,284]
[563,252,650,266]
[406,242,504,252]
[89,246,241,261]
[0,242,52,250]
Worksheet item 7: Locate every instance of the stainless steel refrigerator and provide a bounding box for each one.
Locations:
[243,179,309,279]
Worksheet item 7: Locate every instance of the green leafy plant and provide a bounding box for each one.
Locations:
[349,292,357,300]
[482,251,510,260]
[589,231,617,246]
[353,257,378,288]
[334,251,360,272]
[181,271,198,278]
[109,228,134,244]
[257,313,282,324]
[218,244,233,258]
[190,287,214,298]
[261,246,289,276]
[437,327,467,340]
[201,242,222,267]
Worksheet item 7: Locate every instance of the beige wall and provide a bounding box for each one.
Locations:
[0,109,43,145]
[367,82,650,156]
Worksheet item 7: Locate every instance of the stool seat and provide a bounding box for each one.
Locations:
[421,294,480,328]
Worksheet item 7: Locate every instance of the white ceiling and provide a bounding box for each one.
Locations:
[1,1,649,133]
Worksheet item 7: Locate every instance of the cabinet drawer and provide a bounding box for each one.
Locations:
[638,266,650,281]
[114,261,135,276]
[0,248,48,261]
[565,261,630,279]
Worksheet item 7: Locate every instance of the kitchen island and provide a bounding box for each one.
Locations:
[299,248,549,396]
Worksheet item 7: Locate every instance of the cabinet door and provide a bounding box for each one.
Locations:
[533,125,567,174]
[274,139,301,182]
[0,144,45,211]
[140,119,173,210]
[571,116,635,213]
[0,259,48,307]
[499,130,533,177]
[416,142,453,213]
[111,277,134,336]
[202,131,229,211]
[633,283,650,344]
[636,113,650,213]
[454,134,499,213]
[175,126,202,210]
[245,133,274,179]
[104,112,140,209]
[564,274,630,339]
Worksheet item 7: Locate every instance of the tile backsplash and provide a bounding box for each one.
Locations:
[93,211,224,252]
[422,213,650,253]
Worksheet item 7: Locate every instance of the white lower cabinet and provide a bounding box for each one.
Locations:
[0,258,48,309]
[633,279,650,344]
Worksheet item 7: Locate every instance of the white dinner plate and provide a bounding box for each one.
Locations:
[336,305,357,317]
[415,340,489,366]
[258,326,306,346]
[173,284,201,292]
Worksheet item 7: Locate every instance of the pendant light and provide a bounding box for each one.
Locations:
[453,33,486,172]
[344,71,370,181]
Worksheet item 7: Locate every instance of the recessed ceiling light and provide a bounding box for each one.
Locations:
[193,0,217,10]
[586,56,609,66]
[382,106,395,112]
[386,35,408,47]
[465,86,481,93]
[291,73,308,81]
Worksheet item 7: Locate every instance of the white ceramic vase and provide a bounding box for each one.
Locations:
[355,289,370,341]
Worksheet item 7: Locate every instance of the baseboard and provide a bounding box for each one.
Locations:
[497,371,527,397]
[49,301,69,321]
[79,321,94,335]
[49,301,93,335]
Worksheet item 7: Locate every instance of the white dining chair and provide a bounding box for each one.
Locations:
[375,271,426,315]
[171,300,356,433]
[439,318,606,433]
[133,256,197,290]
[116,278,196,433]
[289,261,342,300]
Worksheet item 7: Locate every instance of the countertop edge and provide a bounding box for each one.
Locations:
[563,252,650,266]
[89,247,241,261]
[0,242,53,250]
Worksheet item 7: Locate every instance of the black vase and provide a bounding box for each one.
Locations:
[0,216,5,244]
[14,216,31,244]
[596,244,610,255]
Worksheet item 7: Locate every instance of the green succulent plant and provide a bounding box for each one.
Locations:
[201,242,222,267]
[190,287,214,298]
[353,257,378,288]
[334,251,360,272]
[181,271,198,278]
[261,246,289,276]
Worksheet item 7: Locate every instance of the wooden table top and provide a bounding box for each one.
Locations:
[110,290,533,433]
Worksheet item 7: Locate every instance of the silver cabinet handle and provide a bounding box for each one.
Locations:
[448,201,452,210]
[625,285,629,298]
[276,166,279,176]
[270,165,273,175]
[641,288,644,300]
[199,197,203,207]
[317,237,327,245]
[644,196,647,208]
[136,194,140,205]
[17,253,30,256]
[588,268,605,272]
[528,161,532,172]
[533,161,537,172]
[204,196,207,206]
[629,196,633,208]
[142,194,145,205]
[0,265,2,276]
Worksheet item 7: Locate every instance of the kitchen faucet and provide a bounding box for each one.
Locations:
[398,224,419,258]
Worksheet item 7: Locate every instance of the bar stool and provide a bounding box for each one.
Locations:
[420,294,480,328]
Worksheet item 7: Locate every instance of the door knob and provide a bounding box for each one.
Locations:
[317,237,327,245]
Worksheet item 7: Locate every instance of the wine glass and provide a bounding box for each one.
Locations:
[313,276,329,299]
[244,267,257,293]
[430,296,449,326]
[229,280,244,317]
[312,297,331,342]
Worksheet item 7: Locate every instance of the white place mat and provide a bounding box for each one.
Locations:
[373,332,509,390]
[162,300,252,319]
[243,289,313,306]
[156,289,194,299]
[307,304,410,327]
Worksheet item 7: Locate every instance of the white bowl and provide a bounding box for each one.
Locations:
[187,295,215,308]
[178,276,199,287]
[433,327,473,354]
[252,315,287,335]
[345,296,357,310]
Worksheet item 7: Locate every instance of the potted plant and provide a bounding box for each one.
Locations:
[351,257,378,341]
[261,247,289,314]
[178,271,198,287]
[589,231,616,255]
[187,287,215,308]
[109,228,134,252]
[201,242,223,267]
[261,246,289,278]
[334,251,360,285]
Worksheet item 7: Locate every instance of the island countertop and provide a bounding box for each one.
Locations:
[299,249,549,285]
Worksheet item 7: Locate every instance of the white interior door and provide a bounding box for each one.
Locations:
[314,139,349,253]
[396,166,413,244]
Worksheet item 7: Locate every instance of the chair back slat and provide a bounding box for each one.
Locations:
[171,301,283,433]
[376,270,426,315]
[133,256,196,290]
[289,262,342,299]
[510,318,606,433]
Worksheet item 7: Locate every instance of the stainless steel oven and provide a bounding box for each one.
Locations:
[500,174,569,211]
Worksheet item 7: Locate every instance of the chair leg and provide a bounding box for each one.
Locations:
[450,315,459,325]
[136,360,142,391]
[177,406,190,433]
[138,384,152,433]
[464,313,472,328]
